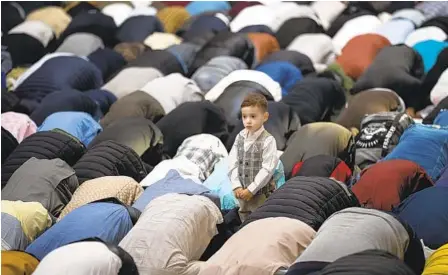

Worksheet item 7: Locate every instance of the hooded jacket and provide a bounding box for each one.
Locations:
[38,112,102,146]
[2,158,79,218]
[73,140,149,184]
[88,117,163,166]
[353,159,434,210]
[1,130,86,188]
[242,176,359,231]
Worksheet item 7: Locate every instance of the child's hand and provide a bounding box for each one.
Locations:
[233,187,243,199]
[240,189,253,201]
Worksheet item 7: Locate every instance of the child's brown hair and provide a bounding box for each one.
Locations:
[241,93,268,112]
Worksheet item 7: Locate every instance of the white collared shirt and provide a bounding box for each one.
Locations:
[228,126,278,194]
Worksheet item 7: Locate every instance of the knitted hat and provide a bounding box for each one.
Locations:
[144,32,182,50]
[26,7,72,38]
[157,6,190,33]
[114,42,147,62]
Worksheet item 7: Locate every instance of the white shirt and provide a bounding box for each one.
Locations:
[332,15,382,53]
[205,70,282,102]
[287,33,336,64]
[405,26,448,47]
[230,5,277,32]
[140,73,204,114]
[430,68,448,106]
[140,156,203,187]
[311,1,346,30]
[228,126,279,194]
[9,20,54,47]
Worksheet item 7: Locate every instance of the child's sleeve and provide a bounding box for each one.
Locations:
[247,136,278,194]
[228,139,242,191]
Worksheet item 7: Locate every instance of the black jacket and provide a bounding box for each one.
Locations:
[156,101,229,157]
[73,140,148,184]
[282,77,346,125]
[1,127,18,164]
[276,17,324,49]
[242,176,359,231]
[1,130,86,188]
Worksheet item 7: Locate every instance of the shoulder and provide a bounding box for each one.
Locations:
[263,134,277,148]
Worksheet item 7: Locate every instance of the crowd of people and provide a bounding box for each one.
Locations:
[1,1,448,274]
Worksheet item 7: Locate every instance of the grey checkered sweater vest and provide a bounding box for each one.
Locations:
[236,129,272,196]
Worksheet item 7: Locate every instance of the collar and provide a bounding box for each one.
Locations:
[244,125,265,140]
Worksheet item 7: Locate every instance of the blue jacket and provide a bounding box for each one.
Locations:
[38,112,102,146]
[256,61,303,96]
[186,1,230,16]
[25,202,133,260]
[413,40,448,73]
[133,169,216,211]
[385,124,448,181]
[396,186,448,249]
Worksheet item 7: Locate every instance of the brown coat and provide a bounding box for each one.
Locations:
[336,34,391,80]
[248,33,280,65]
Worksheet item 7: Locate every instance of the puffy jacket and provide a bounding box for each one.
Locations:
[1,130,85,188]
[242,176,359,231]
[73,140,148,184]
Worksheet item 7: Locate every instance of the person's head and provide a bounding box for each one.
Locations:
[241,93,269,133]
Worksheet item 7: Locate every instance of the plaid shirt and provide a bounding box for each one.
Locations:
[174,134,228,181]
[416,1,448,19]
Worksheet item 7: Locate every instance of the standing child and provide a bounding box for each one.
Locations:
[228,93,279,221]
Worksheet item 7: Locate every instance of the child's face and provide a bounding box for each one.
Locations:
[241,106,269,133]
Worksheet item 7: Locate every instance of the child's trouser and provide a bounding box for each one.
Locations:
[238,193,267,222]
